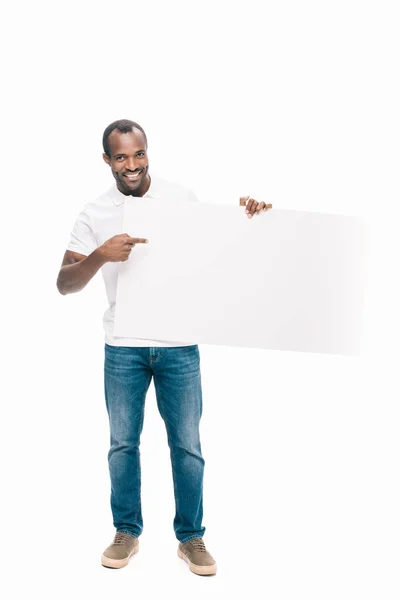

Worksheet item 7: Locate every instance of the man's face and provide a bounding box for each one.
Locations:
[103,128,150,196]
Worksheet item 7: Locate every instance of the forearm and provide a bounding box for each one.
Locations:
[57,248,107,295]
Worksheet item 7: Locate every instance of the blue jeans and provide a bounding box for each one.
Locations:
[104,343,206,543]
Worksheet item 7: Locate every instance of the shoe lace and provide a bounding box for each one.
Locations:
[114,532,133,545]
[188,538,206,552]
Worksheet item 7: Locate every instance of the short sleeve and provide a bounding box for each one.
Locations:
[187,189,200,203]
[67,206,99,256]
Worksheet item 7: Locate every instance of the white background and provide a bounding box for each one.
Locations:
[2,1,399,599]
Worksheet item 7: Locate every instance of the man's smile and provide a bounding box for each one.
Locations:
[123,169,143,181]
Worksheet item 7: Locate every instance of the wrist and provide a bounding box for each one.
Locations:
[94,246,108,265]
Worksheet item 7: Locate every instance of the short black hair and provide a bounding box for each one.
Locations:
[102,119,147,157]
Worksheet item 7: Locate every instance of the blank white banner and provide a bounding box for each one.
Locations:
[114,198,366,355]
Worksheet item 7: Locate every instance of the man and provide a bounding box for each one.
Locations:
[56,119,272,576]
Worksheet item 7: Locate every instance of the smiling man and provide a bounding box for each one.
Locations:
[103,122,150,194]
[56,119,271,576]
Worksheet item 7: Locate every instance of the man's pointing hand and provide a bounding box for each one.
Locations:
[98,233,148,262]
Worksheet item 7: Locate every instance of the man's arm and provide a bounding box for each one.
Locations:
[56,248,107,295]
[56,233,149,295]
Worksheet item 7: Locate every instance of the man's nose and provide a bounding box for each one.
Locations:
[126,157,138,171]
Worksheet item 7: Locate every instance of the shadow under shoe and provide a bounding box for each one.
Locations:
[178,538,217,576]
[101,532,139,568]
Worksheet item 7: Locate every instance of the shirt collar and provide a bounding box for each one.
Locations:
[112,174,161,206]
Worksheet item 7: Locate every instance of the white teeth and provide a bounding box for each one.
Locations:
[125,170,142,179]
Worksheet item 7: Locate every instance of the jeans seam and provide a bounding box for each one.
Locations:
[155,381,182,531]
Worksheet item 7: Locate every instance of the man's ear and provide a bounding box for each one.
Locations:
[102,153,111,166]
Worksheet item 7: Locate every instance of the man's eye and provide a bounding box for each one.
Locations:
[115,156,123,161]
[138,152,145,157]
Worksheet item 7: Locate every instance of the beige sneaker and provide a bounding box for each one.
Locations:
[101,532,139,568]
[178,538,217,575]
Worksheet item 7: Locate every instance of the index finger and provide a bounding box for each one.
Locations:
[128,237,149,244]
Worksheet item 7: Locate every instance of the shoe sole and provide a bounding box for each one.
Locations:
[177,549,217,575]
[101,543,139,568]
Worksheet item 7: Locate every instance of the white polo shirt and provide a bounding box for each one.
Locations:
[67,174,199,347]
